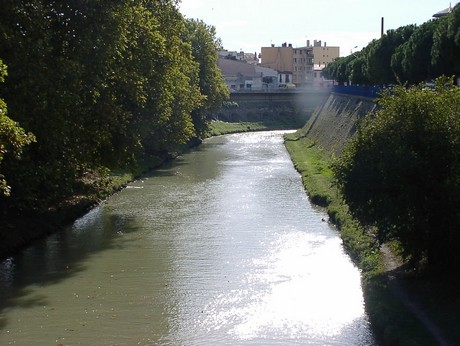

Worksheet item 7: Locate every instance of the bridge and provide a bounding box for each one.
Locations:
[223,89,331,123]
[229,89,331,107]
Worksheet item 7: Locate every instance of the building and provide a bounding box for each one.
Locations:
[433,4,453,18]
[217,57,279,91]
[260,43,313,87]
[310,40,340,67]
[313,64,333,88]
[219,50,259,65]
[260,40,339,87]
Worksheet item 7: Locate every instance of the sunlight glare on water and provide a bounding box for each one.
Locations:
[198,231,366,342]
[0,131,376,345]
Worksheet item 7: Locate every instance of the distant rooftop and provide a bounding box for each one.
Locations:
[433,4,453,18]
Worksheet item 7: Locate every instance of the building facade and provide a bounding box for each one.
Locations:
[260,40,339,87]
[217,57,280,91]
[310,40,340,67]
[260,43,313,87]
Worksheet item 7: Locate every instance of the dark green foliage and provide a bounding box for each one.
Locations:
[365,25,416,85]
[348,54,369,85]
[391,21,438,84]
[333,77,460,273]
[181,19,229,138]
[322,4,460,86]
[0,59,35,196]
[432,6,460,77]
[0,0,227,216]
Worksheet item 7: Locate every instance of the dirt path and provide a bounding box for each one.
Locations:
[380,245,452,346]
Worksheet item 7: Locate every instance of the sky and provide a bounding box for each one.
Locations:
[178,0,456,57]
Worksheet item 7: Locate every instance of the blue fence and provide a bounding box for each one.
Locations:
[332,85,382,98]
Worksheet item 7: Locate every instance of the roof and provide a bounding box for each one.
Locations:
[217,58,260,78]
[433,5,453,18]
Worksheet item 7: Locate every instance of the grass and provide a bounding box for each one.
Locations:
[283,130,455,345]
[207,120,272,136]
[207,115,305,136]
[284,131,381,276]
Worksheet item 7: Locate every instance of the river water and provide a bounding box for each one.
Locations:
[0,131,377,345]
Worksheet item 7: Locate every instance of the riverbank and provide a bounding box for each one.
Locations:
[3,115,458,345]
[284,134,440,345]
[0,129,376,345]
[0,119,294,262]
[284,93,460,345]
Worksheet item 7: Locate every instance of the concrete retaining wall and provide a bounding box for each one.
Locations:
[300,93,378,154]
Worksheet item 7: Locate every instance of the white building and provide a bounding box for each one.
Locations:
[313,64,333,88]
[217,57,280,91]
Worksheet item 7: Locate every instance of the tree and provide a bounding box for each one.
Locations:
[333,77,460,273]
[364,25,416,85]
[0,0,208,212]
[391,20,438,84]
[0,59,35,196]
[181,19,229,137]
[432,4,460,80]
[322,56,352,85]
[349,53,369,85]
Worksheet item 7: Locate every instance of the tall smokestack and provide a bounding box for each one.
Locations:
[381,17,384,37]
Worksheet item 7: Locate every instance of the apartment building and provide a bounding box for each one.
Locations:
[217,57,280,91]
[260,40,339,87]
[260,43,313,87]
[310,40,340,67]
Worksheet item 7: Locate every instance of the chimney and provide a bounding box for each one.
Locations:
[381,17,384,37]
[324,42,326,47]
[307,40,310,47]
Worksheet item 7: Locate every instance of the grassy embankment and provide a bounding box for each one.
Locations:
[207,116,305,136]
[283,129,457,345]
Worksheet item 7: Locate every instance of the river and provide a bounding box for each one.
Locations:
[0,131,377,345]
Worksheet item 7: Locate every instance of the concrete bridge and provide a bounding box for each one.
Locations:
[229,89,331,109]
[218,89,331,123]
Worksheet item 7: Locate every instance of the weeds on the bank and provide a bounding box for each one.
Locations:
[284,131,459,345]
[284,134,380,274]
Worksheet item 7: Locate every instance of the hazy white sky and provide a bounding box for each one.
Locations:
[178,0,455,57]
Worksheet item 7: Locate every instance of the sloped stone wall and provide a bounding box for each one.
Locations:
[301,93,378,155]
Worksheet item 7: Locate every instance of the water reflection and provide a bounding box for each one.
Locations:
[0,131,376,345]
